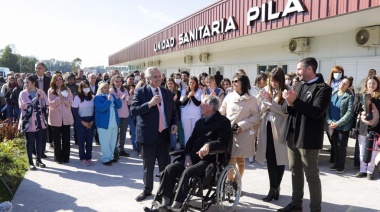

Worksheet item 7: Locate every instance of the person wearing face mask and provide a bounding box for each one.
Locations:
[134,70,141,85]
[325,66,345,164]
[71,80,95,167]
[327,66,345,92]
[174,72,187,92]
[285,74,294,87]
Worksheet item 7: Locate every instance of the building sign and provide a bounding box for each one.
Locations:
[153,0,305,52]
[154,37,175,52]
[179,16,237,45]
[247,0,305,25]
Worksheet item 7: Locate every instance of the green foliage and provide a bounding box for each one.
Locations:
[0,137,28,202]
[19,55,38,73]
[43,58,72,73]
[0,45,19,72]
[71,57,82,73]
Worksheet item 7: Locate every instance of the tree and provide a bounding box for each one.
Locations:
[0,45,19,72]
[71,57,82,73]
[20,55,38,73]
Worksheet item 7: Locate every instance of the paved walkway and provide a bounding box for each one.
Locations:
[11,134,380,212]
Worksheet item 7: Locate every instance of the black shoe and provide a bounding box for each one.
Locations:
[329,165,338,171]
[367,173,375,180]
[336,167,345,174]
[180,145,185,150]
[143,206,158,212]
[41,153,47,158]
[103,161,113,166]
[356,172,367,178]
[63,160,70,163]
[36,160,46,168]
[135,191,152,201]
[111,158,118,163]
[262,187,277,202]
[170,148,176,152]
[113,154,120,160]
[119,151,130,157]
[277,203,302,212]
[29,164,37,171]
[275,187,280,200]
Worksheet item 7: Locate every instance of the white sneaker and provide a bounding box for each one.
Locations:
[248,157,254,163]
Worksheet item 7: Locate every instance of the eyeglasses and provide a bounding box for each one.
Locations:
[232,80,239,83]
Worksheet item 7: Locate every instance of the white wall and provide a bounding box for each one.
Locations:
[158,30,380,86]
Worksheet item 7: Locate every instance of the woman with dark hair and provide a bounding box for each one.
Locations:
[256,67,289,201]
[4,75,17,123]
[353,76,380,180]
[285,74,293,86]
[10,78,24,121]
[48,73,74,164]
[220,78,232,95]
[110,75,131,158]
[180,76,202,145]
[327,66,345,92]
[19,75,49,170]
[71,80,95,166]
[250,73,268,97]
[326,76,354,174]
[198,72,208,90]
[166,78,181,151]
[219,73,260,189]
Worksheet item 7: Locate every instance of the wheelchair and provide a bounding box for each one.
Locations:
[151,149,242,212]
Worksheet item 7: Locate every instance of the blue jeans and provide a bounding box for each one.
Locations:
[25,130,44,164]
[128,116,137,150]
[77,122,95,160]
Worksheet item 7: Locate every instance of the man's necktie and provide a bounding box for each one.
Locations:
[155,88,164,132]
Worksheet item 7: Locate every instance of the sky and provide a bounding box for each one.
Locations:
[0,0,217,68]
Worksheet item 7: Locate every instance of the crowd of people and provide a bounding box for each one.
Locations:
[0,58,379,212]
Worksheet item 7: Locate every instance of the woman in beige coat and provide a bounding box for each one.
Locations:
[256,67,289,202]
[219,73,260,184]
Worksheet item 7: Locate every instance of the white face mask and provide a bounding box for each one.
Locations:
[285,80,292,85]
[333,73,342,81]
[134,76,141,81]
[76,83,81,86]
[175,79,182,84]
[83,88,91,93]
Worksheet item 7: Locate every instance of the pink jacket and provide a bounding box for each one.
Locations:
[48,88,74,126]
[18,89,48,132]
[109,88,130,118]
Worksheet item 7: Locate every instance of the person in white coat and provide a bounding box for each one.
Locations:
[219,73,260,187]
[256,67,289,202]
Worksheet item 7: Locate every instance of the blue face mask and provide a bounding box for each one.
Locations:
[333,73,342,81]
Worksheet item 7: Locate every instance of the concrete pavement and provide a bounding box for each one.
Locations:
[11,134,380,212]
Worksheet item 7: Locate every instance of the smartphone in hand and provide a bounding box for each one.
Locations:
[363,93,373,121]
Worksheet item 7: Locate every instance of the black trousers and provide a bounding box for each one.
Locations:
[141,129,171,193]
[331,130,349,169]
[266,123,285,189]
[52,125,71,162]
[158,159,210,204]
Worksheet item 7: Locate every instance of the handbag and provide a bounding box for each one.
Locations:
[349,114,360,139]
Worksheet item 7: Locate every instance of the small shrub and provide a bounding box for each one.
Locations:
[0,120,19,142]
[0,136,28,202]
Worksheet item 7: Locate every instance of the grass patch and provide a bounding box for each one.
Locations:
[0,136,28,202]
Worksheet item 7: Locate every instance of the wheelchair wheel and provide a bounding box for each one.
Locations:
[215,165,241,212]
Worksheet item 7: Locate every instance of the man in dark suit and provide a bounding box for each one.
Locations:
[213,71,223,88]
[34,62,52,158]
[131,67,178,202]
[279,57,332,212]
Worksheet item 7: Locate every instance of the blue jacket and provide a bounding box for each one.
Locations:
[326,90,354,131]
[94,94,122,129]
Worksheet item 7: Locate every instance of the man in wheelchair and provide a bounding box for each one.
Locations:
[144,95,233,212]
